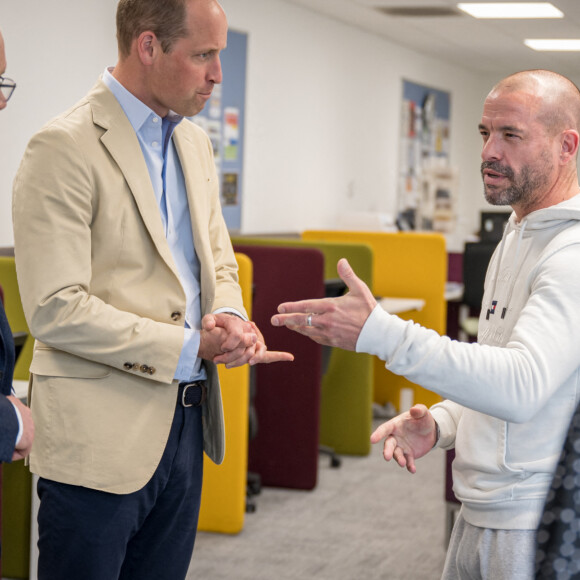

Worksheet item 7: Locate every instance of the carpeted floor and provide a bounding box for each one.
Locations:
[188,420,449,579]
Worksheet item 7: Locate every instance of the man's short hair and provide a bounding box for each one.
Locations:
[116,0,189,58]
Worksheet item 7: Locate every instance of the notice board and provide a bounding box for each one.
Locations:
[191,29,247,231]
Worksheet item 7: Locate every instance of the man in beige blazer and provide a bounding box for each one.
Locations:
[12,1,291,578]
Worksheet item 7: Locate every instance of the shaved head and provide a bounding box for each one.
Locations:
[490,70,580,136]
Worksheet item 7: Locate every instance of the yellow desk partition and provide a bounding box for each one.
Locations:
[197,252,252,534]
[302,230,447,410]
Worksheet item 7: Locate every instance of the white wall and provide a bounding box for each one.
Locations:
[221,0,496,243]
[0,0,119,246]
[0,0,496,248]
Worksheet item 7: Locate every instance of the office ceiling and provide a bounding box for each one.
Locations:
[282,0,580,82]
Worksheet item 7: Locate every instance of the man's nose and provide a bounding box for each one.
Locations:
[210,56,223,85]
[482,135,501,161]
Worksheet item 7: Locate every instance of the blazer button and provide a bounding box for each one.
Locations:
[171,311,182,321]
[124,362,133,370]
[148,366,156,375]
[140,364,149,373]
[132,363,140,371]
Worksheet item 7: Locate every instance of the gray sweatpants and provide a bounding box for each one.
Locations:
[442,512,536,580]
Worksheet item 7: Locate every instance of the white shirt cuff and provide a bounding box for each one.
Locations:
[10,400,23,446]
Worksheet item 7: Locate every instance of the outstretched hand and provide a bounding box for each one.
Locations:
[270,258,377,351]
[370,404,437,474]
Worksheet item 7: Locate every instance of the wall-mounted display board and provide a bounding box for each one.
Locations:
[397,80,456,233]
[190,30,247,232]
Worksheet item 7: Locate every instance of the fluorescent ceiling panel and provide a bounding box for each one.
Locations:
[524,38,580,51]
[457,3,563,18]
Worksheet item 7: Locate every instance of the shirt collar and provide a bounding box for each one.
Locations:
[102,67,183,132]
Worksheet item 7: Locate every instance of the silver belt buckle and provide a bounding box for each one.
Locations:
[181,382,206,407]
[182,384,193,407]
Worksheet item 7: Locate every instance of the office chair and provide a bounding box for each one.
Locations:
[459,242,497,341]
[446,242,498,542]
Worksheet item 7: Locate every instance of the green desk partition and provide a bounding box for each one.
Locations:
[0,256,33,579]
[230,236,374,456]
[1,462,32,579]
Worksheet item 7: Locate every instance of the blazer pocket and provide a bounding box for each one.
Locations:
[30,347,111,379]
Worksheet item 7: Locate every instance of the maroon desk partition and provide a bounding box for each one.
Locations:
[234,245,324,490]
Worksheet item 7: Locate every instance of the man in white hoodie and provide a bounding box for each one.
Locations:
[272,69,580,579]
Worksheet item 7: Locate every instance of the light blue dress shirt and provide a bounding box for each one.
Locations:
[103,68,239,382]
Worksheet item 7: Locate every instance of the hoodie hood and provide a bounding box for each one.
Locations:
[508,192,580,232]
[483,192,580,327]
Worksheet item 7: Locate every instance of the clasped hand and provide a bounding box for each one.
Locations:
[199,312,293,368]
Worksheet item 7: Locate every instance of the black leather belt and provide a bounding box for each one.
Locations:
[178,381,207,408]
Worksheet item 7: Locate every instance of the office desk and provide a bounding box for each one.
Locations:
[378,282,462,316]
[13,380,27,400]
[445,281,464,302]
[379,297,425,314]
[378,280,463,316]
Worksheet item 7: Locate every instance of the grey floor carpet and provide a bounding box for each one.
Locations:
[188,420,449,579]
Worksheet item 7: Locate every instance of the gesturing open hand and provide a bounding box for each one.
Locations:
[271,258,377,351]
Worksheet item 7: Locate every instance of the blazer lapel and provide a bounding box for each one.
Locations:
[87,81,180,279]
[173,127,215,308]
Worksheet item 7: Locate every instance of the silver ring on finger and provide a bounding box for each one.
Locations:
[306,313,313,327]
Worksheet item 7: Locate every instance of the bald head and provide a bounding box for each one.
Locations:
[490,70,580,137]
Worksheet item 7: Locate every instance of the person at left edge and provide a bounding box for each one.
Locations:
[0,28,34,465]
[12,1,293,579]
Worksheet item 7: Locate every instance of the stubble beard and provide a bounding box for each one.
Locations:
[481,155,552,208]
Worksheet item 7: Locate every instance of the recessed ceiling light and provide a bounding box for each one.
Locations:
[458,3,563,18]
[524,39,580,51]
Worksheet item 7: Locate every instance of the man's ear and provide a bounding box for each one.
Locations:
[136,31,158,65]
[560,129,580,164]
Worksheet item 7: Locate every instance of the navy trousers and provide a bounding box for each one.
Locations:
[36,395,204,580]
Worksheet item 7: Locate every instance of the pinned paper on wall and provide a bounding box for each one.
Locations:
[208,84,222,119]
[224,107,240,162]
[189,29,247,232]
[397,79,455,234]
[222,172,239,206]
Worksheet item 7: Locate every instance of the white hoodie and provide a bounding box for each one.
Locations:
[357,194,580,530]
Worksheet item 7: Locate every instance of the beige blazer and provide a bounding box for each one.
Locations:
[12,80,246,494]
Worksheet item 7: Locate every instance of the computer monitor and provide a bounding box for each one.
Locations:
[479,211,511,242]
